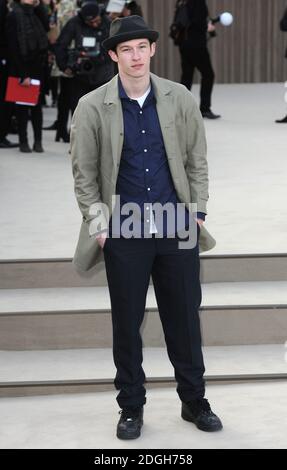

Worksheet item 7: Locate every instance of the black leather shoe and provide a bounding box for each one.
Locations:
[275,115,287,123]
[33,141,44,153]
[117,406,144,440]
[0,138,19,148]
[19,142,32,153]
[201,110,221,119]
[181,398,223,432]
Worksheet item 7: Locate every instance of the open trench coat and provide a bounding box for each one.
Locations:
[70,73,216,271]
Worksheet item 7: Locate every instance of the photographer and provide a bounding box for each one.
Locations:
[55,0,114,114]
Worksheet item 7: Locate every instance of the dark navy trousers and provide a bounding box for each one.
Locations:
[103,226,205,409]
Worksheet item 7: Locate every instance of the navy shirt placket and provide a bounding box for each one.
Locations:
[113,77,203,239]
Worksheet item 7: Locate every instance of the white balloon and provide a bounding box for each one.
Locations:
[220,12,233,26]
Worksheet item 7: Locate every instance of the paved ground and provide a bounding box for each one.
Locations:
[0,83,286,259]
[0,382,286,449]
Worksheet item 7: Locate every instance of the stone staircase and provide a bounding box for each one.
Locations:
[1,254,287,397]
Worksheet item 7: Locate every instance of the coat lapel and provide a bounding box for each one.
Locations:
[103,73,179,183]
[151,73,179,182]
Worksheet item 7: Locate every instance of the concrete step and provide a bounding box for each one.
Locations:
[1,253,287,289]
[1,282,287,349]
[1,344,286,397]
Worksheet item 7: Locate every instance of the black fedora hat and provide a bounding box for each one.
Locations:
[102,15,159,51]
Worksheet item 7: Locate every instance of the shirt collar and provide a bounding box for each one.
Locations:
[118,76,155,104]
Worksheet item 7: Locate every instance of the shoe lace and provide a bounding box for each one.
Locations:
[188,398,211,415]
[197,398,211,412]
[119,407,142,421]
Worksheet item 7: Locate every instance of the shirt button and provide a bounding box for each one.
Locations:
[147,187,151,191]
[142,130,146,134]
[147,219,150,223]
[146,207,150,210]
[139,110,143,114]
[146,168,149,172]
[144,149,148,153]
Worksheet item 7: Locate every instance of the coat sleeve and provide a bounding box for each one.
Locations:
[5,12,30,79]
[70,97,109,236]
[183,90,209,214]
[54,18,76,71]
[34,1,50,32]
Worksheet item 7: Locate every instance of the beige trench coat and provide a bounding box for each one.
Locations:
[70,73,216,271]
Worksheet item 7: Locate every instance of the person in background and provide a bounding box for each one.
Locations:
[105,0,142,20]
[276,6,287,123]
[105,0,125,20]
[55,0,114,115]
[6,0,49,153]
[43,0,78,141]
[0,0,19,148]
[178,0,220,119]
[42,0,59,107]
[122,0,142,17]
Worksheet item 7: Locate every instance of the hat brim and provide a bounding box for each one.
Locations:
[102,30,159,51]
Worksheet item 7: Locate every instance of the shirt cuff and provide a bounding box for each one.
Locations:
[196,212,206,221]
[90,229,108,238]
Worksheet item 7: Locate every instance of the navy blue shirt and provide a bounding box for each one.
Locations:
[108,77,205,238]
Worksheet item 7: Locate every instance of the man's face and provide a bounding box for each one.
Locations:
[85,15,102,28]
[108,38,156,79]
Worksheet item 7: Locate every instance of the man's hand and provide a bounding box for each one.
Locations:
[207,22,216,33]
[196,218,204,227]
[64,68,73,77]
[20,77,31,87]
[95,231,108,249]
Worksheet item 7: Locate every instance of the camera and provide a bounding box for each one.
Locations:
[67,42,104,75]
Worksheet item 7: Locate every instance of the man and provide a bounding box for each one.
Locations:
[70,15,222,440]
[55,0,114,114]
[276,7,287,123]
[42,0,78,137]
[178,0,220,119]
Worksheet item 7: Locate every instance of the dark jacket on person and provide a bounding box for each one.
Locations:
[280,8,287,31]
[55,12,114,87]
[280,8,287,57]
[0,0,9,59]
[185,0,209,48]
[5,1,49,80]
